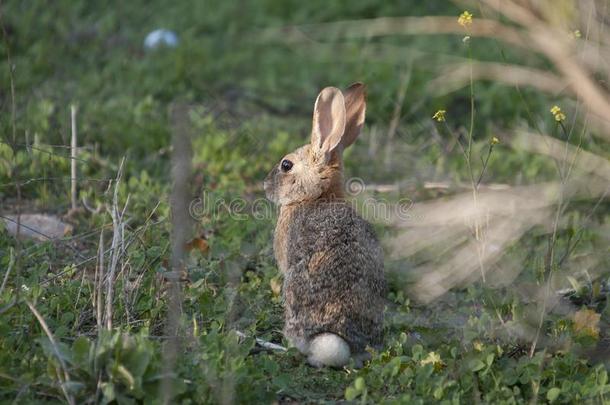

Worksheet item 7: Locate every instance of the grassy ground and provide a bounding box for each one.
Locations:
[1,1,610,403]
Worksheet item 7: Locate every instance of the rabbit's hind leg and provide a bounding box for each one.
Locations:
[307,333,351,368]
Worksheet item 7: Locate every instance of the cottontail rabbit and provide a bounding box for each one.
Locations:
[264,83,386,367]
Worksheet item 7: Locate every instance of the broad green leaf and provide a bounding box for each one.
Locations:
[72,336,91,369]
[547,387,561,402]
[469,359,486,372]
[101,382,116,405]
[345,386,359,401]
[354,377,365,391]
[124,343,152,380]
[37,337,73,365]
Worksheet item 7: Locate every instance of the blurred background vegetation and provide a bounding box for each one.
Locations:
[1,0,609,403]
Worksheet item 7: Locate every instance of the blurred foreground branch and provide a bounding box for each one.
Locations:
[161,103,193,403]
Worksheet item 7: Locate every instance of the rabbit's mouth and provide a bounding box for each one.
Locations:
[264,168,279,204]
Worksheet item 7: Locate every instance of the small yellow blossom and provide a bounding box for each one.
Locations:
[473,340,484,351]
[491,136,500,145]
[420,351,444,369]
[550,105,566,122]
[458,11,473,27]
[432,109,446,122]
[573,29,581,38]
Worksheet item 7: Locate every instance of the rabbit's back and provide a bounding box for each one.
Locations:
[283,201,386,353]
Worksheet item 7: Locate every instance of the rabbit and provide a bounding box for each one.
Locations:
[263,83,386,368]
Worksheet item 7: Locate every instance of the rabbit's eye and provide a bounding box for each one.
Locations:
[280,159,293,172]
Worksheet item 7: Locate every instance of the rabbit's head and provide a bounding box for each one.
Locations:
[264,83,366,206]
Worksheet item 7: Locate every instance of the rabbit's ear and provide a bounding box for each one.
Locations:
[311,87,346,160]
[340,82,366,149]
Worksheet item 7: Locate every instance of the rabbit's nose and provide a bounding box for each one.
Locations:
[263,170,276,190]
[263,178,273,195]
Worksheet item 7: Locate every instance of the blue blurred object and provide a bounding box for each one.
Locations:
[144,29,179,50]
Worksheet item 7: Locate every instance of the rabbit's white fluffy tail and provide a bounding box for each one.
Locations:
[307,333,351,368]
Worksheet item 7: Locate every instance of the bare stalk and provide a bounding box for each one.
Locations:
[462,30,487,283]
[234,331,287,352]
[70,105,78,211]
[530,110,585,354]
[94,230,105,405]
[95,231,105,331]
[105,158,126,330]
[0,247,14,297]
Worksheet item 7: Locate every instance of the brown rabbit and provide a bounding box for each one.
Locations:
[264,83,386,367]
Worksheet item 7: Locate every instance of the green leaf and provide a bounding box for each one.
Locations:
[433,386,444,400]
[345,386,359,401]
[117,364,135,390]
[599,369,608,386]
[61,311,75,324]
[354,377,365,391]
[37,337,73,365]
[469,359,486,372]
[64,381,86,395]
[72,336,91,369]
[566,276,581,292]
[547,387,561,402]
[124,342,152,380]
[101,382,116,405]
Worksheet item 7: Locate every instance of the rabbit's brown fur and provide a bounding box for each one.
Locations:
[283,201,385,353]
[264,83,386,366]
[272,148,344,274]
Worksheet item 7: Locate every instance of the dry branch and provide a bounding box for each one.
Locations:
[70,105,78,211]
[234,331,287,352]
[105,158,127,330]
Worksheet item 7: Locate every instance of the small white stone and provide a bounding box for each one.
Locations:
[144,29,179,50]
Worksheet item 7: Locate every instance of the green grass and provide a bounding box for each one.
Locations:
[1,1,610,403]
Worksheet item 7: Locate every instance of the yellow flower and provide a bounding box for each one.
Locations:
[420,351,443,369]
[473,340,484,351]
[550,105,566,122]
[432,109,446,122]
[458,11,473,27]
[491,136,500,145]
[573,29,581,38]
